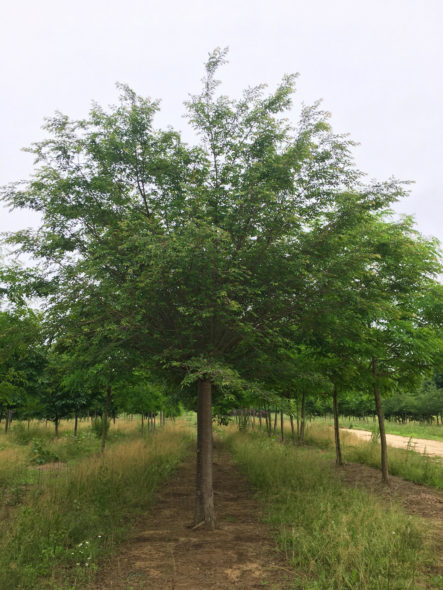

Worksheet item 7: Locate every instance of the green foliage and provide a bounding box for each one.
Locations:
[29,440,60,465]
[90,417,110,440]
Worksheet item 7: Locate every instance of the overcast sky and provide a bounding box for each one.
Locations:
[1,0,442,254]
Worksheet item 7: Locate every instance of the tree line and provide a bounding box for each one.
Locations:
[1,48,442,527]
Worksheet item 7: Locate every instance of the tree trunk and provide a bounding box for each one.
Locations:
[101,386,111,454]
[74,412,78,437]
[332,386,343,466]
[55,417,59,437]
[5,409,12,434]
[266,409,271,436]
[194,379,215,529]
[372,359,389,484]
[141,413,144,433]
[273,408,278,434]
[296,395,300,441]
[299,391,306,444]
[290,414,295,444]
[280,409,284,442]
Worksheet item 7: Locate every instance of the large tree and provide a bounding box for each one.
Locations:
[3,49,439,521]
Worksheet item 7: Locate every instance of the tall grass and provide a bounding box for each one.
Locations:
[225,430,437,590]
[304,423,443,488]
[0,423,193,590]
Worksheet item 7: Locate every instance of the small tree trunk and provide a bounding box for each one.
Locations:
[299,391,306,445]
[280,409,284,442]
[265,409,271,436]
[141,413,144,433]
[258,409,262,430]
[332,386,343,466]
[194,379,215,529]
[289,414,295,443]
[101,386,111,454]
[296,395,300,441]
[273,408,278,434]
[372,359,389,484]
[55,417,59,437]
[74,412,78,437]
[5,409,12,434]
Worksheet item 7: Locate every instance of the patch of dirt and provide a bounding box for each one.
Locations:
[91,443,292,590]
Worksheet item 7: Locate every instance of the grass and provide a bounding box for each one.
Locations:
[0,421,193,590]
[304,423,443,488]
[224,428,439,590]
[313,416,443,441]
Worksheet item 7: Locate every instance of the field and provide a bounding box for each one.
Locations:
[0,417,193,590]
[0,416,442,589]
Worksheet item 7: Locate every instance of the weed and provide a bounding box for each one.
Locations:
[0,422,193,590]
[224,429,435,590]
[91,417,110,439]
[30,440,60,465]
[305,423,443,488]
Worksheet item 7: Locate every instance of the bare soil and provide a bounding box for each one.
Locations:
[90,442,293,590]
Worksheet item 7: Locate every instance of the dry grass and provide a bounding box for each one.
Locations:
[0,420,193,590]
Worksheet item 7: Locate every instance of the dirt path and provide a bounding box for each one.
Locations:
[91,442,292,590]
[341,428,443,457]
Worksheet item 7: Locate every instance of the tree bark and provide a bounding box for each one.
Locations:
[372,359,389,484]
[55,417,59,437]
[4,409,12,434]
[101,386,111,454]
[194,379,215,529]
[74,412,78,437]
[299,391,306,444]
[290,414,295,444]
[332,385,343,466]
[296,395,300,441]
[280,409,284,442]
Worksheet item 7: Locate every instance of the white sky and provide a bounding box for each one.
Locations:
[1,0,442,253]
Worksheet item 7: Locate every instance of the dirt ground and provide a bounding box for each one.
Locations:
[90,443,293,590]
[341,428,443,457]
[89,441,443,590]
